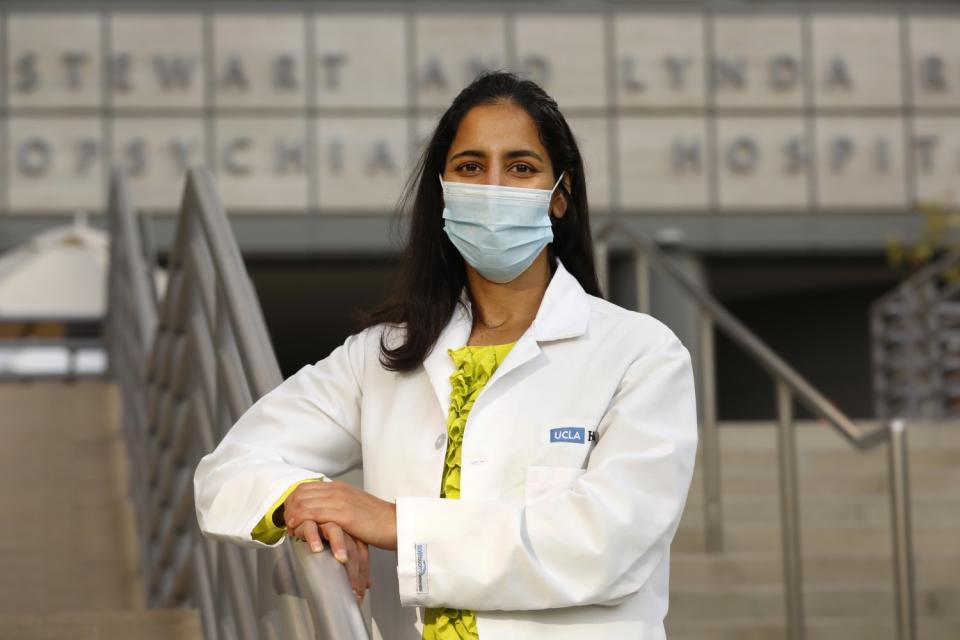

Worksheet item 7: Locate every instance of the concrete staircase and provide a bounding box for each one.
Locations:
[0,381,202,640]
[666,421,960,639]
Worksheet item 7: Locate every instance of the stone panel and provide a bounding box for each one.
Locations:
[111,118,206,211]
[8,14,102,109]
[110,14,205,110]
[8,118,104,211]
[815,116,906,208]
[618,116,710,209]
[316,117,410,212]
[314,14,407,109]
[615,15,706,110]
[214,118,309,211]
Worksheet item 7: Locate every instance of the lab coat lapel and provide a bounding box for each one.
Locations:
[482,260,592,391]
[420,260,592,417]
[422,298,472,420]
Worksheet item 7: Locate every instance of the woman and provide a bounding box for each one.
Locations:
[194,71,698,640]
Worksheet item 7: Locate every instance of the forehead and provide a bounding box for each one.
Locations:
[448,102,545,154]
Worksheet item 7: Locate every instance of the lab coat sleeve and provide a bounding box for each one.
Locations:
[193,328,367,549]
[395,330,698,610]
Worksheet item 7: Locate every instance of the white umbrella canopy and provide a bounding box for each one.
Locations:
[0,215,110,319]
[0,214,167,377]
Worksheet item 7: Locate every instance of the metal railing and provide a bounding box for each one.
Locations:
[106,166,370,640]
[871,246,960,420]
[594,221,917,640]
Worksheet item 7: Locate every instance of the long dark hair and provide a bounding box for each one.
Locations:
[360,70,602,372]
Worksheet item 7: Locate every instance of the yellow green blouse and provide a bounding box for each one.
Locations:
[422,341,516,640]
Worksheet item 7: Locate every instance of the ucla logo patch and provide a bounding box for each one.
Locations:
[550,427,586,443]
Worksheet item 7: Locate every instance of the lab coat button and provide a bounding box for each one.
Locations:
[434,434,446,449]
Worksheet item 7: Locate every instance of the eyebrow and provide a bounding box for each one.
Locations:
[448,148,545,163]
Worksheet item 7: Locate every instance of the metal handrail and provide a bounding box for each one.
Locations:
[594,220,916,640]
[106,166,370,640]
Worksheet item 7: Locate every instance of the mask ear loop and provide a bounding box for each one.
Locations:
[551,171,565,193]
[549,171,567,218]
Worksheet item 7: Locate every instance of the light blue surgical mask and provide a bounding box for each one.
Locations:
[439,171,565,284]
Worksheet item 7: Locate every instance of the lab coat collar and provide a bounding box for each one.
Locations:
[422,258,592,418]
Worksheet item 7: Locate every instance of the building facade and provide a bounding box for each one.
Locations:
[3,1,956,417]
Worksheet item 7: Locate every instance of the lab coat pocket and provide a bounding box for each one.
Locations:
[524,465,586,504]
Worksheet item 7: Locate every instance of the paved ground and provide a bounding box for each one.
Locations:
[0,380,143,614]
[0,380,203,638]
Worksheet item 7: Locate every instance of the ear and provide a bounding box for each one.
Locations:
[550,173,573,219]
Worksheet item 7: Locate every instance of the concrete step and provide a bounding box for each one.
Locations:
[672,523,960,555]
[0,381,142,614]
[713,421,960,452]
[699,448,960,469]
[690,440,959,472]
[668,583,960,620]
[692,440,960,466]
[671,420,960,635]
[0,609,202,640]
[678,494,960,527]
[669,551,960,586]
[664,616,960,640]
[686,466,959,496]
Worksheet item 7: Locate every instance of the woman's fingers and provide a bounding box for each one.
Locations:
[291,518,371,606]
[296,520,324,554]
[321,523,364,605]
[320,522,349,564]
[358,539,371,591]
[344,535,362,603]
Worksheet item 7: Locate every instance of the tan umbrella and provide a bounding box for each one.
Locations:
[0,213,167,320]
[0,215,109,319]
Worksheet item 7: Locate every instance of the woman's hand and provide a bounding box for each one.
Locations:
[288,520,370,605]
[284,480,398,551]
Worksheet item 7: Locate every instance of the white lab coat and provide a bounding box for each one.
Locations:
[194,258,698,640]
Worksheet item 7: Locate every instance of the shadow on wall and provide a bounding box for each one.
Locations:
[247,256,400,378]
[708,254,900,422]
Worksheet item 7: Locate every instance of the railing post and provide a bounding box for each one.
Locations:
[699,312,723,552]
[634,249,650,314]
[594,240,609,299]
[776,381,805,640]
[888,418,917,640]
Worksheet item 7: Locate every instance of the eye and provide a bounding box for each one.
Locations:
[512,163,537,174]
[457,161,482,172]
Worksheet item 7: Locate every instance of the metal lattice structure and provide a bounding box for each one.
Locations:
[106,166,370,640]
[872,249,960,421]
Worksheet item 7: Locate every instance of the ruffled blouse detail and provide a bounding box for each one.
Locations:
[421,341,516,640]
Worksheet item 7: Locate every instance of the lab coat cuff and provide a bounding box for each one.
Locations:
[395,496,435,607]
[198,469,328,549]
[248,471,331,548]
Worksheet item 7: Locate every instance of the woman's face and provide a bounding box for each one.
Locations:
[442,101,569,217]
